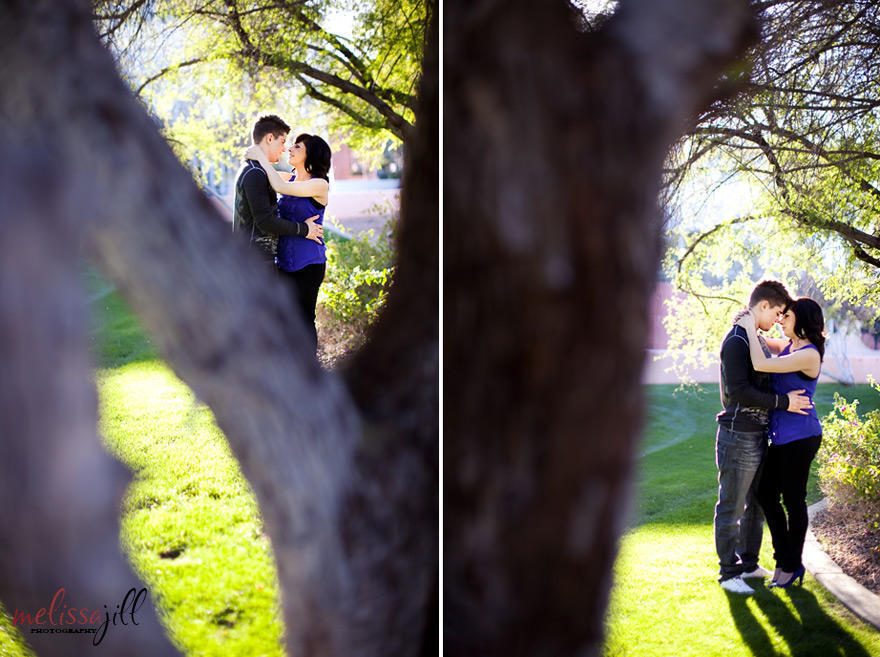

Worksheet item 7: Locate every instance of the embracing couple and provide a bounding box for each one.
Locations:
[232,114,333,352]
[715,280,826,594]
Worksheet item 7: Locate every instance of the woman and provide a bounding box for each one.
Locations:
[736,297,825,588]
[246,133,332,351]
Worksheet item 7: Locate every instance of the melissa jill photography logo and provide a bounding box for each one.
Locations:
[12,587,148,646]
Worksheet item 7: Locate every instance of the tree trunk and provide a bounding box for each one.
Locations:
[443,1,755,655]
[0,1,437,656]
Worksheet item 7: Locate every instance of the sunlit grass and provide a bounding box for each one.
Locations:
[0,270,285,656]
[0,605,35,657]
[89,267,287,656]
[99,361,285,656]
[603,384,880,657]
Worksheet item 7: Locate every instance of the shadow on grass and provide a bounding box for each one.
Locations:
[726,584,872,657]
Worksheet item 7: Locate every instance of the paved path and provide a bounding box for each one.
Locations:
[805,499,880,629]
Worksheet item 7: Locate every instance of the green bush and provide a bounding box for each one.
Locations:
[319,219,395,345]
[817,383,880,523]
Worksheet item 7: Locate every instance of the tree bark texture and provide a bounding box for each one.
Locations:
[444,1,755,655]
[0,141,178,657]
[0,1,437,656]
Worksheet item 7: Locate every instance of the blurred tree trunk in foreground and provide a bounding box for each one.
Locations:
[444,1,755,655]
[0,1,437,656]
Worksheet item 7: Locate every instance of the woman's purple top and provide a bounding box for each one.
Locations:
[769,343,822,445]
[277,189,326,273]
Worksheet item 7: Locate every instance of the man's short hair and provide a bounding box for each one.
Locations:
[748,280,792,309]
[252,114,290,144]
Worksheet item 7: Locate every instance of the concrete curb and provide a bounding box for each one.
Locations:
[804,499,880,629]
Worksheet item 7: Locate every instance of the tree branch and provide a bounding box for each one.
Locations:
[306,42,372,88]
[847,239,880,268]
[135,57,204,96]
[93,0,153,40]
[783,209,880,251]
[256,50,414,141]
[737,128,880,260]
[295,74,383,130]
[694,122,880,204]
[223,0,258,57]
[774,2,871,81]
[676,283,742,311]
[222,0,413,140]
[741,81,880,107]
[281,3,374,87]
[677,215,761,273]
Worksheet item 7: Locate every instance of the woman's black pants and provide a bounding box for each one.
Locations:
[279,263,326,352]
[756,434,822,572]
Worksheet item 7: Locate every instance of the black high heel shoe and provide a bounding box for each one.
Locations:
[769,565,805,589]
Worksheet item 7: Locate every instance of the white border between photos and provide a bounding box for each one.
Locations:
[437,0,444,653]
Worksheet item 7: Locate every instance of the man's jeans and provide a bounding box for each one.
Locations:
[714,426,767,580]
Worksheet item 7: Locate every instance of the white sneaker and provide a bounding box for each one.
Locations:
[720,576,753,594]
[742,566,772,579]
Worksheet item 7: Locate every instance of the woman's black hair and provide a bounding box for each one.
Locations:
[294,133,332,181]
[787,297,825,360]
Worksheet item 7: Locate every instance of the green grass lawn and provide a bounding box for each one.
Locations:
[99,362,285,656]
[91,270,287,656]
[603,384,880,657]
[1,271,286,657]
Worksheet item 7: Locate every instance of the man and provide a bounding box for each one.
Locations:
[715,280,812,594]
[233,114,322,266]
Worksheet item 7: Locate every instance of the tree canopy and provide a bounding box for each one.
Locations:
[662,0,880,363]
[93,0,431,169]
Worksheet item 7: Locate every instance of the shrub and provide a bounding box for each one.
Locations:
[817,383,880,528]
[318,218,396,351]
